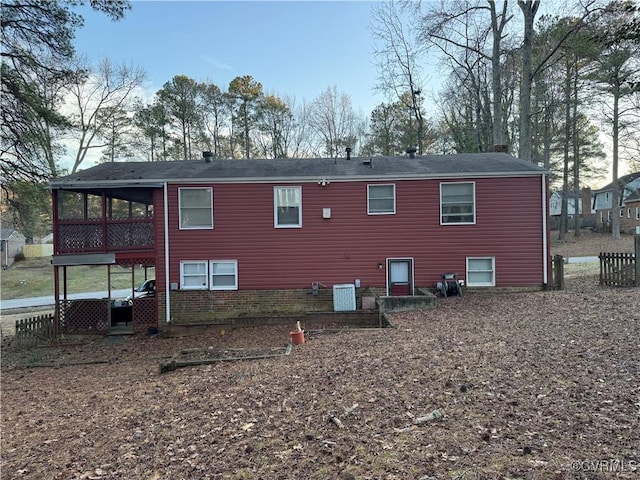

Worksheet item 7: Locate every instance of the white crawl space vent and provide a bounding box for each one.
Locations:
[333,284,356,311]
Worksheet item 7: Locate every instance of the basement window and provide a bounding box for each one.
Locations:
[466,257,495,287]
[180,261,208,289]
[210,260,238,290]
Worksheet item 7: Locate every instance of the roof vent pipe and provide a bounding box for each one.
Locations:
[203,151,213,163]
[345,147,352,161]
[406,147,417,159]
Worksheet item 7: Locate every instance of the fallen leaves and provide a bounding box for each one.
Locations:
[2,238,640,478]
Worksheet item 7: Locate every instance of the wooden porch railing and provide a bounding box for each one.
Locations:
[56,218,154,254]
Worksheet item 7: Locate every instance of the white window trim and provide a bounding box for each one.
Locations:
[180,260,209,290]
[210,260,238,291]
[274,186,302,228]
[466,256,495,287]
[636,207,640,220]
[178,187,213,230]
[440,182,476,225]
[367,184,396,215]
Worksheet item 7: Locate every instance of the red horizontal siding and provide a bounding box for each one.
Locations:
[160,176,547,291]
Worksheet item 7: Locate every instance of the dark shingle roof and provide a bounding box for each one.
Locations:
[49,153,546,188]
[0,228,17,240]
[593,171,640,193]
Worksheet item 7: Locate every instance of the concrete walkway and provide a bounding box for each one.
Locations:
[0,289,130,312]
[566,256,599,264]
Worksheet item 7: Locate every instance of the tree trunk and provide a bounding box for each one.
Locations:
[611,78,621,240]
[518,0,540,163]
[572,68,581,237]
[489,1,508,147]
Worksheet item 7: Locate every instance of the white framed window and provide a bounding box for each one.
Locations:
[179,187,213,229]
[180,261,208,289]
[636,207,639,220]
[274,186,302,228]
[368,184,396,214]
[441,182,475,224]
[466,257,495,287]
[210,260,238,290]
[620,208,625,217]
[627,208,631,219]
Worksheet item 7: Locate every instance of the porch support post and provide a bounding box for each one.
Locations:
[101,191,107,252]
[635,235,639,287]
[53,265,60,336]
[107,264,112,327]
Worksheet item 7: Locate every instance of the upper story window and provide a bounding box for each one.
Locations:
[368,184,396,215]
[179,187,213,229]
[636,207,639,220]
[274,186,302,228]
[440,182,475,224]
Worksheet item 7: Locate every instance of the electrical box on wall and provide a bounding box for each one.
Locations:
[323,208,331,219]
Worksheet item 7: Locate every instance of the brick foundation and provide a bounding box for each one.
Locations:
[159,287,387,325]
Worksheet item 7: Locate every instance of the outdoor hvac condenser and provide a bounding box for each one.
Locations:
[333,284,356,311]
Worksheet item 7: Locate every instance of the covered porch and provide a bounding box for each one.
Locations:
[51,185,159,335]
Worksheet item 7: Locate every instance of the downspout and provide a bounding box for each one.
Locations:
[542,174,549,286]
[164,181,171,323]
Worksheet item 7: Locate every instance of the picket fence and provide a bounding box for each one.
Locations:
[14,314,56,347]
[599,252,637,287]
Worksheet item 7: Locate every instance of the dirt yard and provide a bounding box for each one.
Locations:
[1,232,638,479]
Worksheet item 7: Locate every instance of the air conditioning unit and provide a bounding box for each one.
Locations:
[333,284,356,311]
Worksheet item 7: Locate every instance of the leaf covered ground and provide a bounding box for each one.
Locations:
[1,232,639,479]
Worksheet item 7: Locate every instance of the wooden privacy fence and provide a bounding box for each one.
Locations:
[599,252,637,287]
[14,314,56,347]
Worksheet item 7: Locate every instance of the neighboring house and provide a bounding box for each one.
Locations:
[549,187,595,230]
[48,152,550,332]
[592,172,640,233]
[0,228,26,268]
[620,190,640,234]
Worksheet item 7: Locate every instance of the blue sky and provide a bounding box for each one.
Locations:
[72,0,418,116]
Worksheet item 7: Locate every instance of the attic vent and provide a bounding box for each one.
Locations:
[203,151,213,163]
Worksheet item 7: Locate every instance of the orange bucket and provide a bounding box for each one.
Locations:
[290,330,305,345]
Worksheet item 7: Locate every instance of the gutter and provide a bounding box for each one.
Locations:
[542,174,549,286]
[164,182,171,324]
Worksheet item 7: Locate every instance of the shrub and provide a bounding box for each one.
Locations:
[14,252,25,262]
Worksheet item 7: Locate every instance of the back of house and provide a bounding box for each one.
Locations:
[49,151,549,328]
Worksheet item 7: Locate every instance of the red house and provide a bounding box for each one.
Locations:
[49,152,550,332]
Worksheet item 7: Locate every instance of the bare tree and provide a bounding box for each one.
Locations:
[65,57,145,172]
[308,86,366,158]
[415,0,514,149]
[371,0,426,153]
